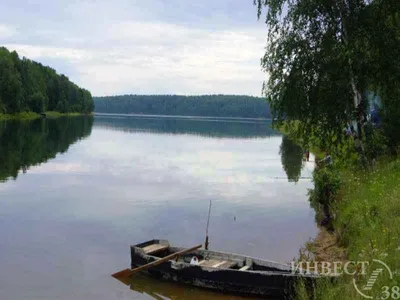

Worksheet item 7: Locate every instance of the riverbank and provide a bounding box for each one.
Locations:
[279,124,400,299]
[0,111,92,120]
[296,157,400,299]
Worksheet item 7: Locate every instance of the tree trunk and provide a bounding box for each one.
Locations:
[338,0,366,144]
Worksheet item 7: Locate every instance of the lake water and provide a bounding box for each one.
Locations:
[0,115,317,300]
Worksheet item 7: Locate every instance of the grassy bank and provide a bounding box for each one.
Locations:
[296,158,400,299]
[0,111,91,121]
[278,122,400,299]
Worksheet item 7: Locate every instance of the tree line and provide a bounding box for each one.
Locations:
[0,47,94,115]
[94,95,271,118]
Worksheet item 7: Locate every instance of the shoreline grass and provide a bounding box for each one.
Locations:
[279,123,400,299]
[0,111,92,121]
[295,157,400,299]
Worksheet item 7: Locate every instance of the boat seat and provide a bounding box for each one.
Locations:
[142,244,169,255]
[239,258,253,271]
[198,259,237,269]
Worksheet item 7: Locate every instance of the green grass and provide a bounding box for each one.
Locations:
[0,112,40,120]
[297,158,400,299]
[0,111,89,120]
[44,111,85,118]
[277,122,400,299]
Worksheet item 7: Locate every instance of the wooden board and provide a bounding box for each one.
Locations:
[198,259,236,269]
[142,244,169,255]
[198,259,221,267]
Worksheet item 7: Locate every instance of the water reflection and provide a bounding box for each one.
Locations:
[115,274,262,300]
[94,115,279,138]
[279,136,305,183]
[0,117,93,182]
[0,115,316,300]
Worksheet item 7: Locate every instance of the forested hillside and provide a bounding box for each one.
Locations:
[94,95,271,118]
[0,47,94,114]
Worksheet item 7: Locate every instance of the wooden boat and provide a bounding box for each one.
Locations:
[130,239,321,298]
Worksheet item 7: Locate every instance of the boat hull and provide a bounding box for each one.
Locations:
[130,240,318,298]
[140,265,294,298]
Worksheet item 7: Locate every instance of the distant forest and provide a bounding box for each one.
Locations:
[94,95,271,118]
[0,47,94,114]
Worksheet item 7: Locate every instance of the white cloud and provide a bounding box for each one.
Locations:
[0,24,16,39]
[29,163,89,174]
[5,44,90,62]
[2,1,268,96]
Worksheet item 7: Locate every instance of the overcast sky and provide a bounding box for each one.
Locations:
[0,0,268,96]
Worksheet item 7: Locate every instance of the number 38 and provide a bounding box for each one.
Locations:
[381,286,400,300]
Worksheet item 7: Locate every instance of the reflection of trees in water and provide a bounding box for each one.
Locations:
[279,136,304,183]
[0,117,93,181]
[94,116,280,139]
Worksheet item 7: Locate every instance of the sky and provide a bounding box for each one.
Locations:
[0,0,268,96]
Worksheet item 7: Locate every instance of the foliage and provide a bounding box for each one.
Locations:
[363,125,388,160]
[309,165,342,220]
[0,47,94,115]
[280,136,304,182]
[94,95,271,118]
[254,0,400,150]
[363,1,400,151]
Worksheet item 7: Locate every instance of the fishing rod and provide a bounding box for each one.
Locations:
[205,200,212,250]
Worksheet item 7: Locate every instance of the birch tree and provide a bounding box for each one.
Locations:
[254,0,399,149]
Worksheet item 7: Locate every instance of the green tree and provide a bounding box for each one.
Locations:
[28,92,45,113]
[0,48,23,113]
[254,0,400,150]
[56,92,68,113]
[0,95,5,113]
[0,47,94,115]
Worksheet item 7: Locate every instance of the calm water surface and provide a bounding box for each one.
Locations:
[0,115,317,300]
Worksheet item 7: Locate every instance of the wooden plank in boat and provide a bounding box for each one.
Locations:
[239,265,251,271]
[198,259,236,269]
[198,259,221,267]
[212,261,227,268]
[218,261,237,269]
[142,244,169,255]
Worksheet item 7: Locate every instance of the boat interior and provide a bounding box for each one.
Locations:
[134,240,292,273]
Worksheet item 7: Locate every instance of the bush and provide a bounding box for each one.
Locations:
[309,165,342,224]
[363,123,388,160]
